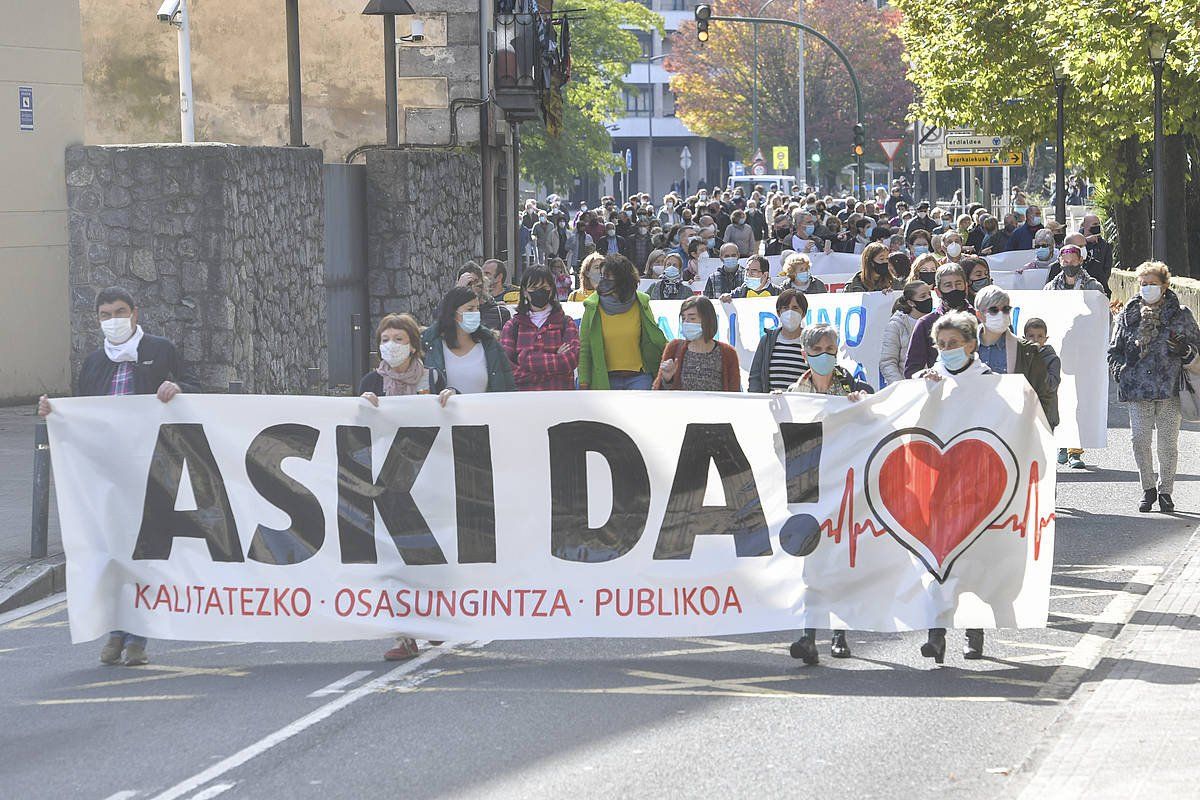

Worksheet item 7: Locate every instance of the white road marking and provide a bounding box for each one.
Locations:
[148,642,484,800]
[34,695,198,705]
[307,670,374,698]
[0,592,66,627]
[1037,565,1162,700]
[186,783,235,800]
[103,792,140,800]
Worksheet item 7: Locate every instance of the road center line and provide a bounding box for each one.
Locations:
[307,670,374,698]
[186,783,235,800]
[148,642,485,800]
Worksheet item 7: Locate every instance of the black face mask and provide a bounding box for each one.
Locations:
[919,272,936,286]
[871,262,891,277]
[1088,225,1101,236]
[527,288,552,308]
[941,288,968,309]
[913,297,934,314]
[775,228,791,239]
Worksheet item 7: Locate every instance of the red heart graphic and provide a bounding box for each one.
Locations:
[877,439,1007,568]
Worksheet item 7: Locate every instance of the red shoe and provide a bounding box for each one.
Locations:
[384,637,419,661]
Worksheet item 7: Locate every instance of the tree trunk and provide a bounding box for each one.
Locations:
[1184,133,1200,279]
[1163,133,1190,276]
[1107,136,1151,269]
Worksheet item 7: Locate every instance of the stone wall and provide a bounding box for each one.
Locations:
[66,143,326,393]
[366,148,483,328]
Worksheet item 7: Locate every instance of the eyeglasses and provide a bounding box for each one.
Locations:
[986,305,1013,315]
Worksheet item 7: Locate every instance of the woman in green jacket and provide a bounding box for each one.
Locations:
[421,286,516,401]
[578,254,668,390]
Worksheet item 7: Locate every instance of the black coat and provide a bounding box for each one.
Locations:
[76,334,199,396]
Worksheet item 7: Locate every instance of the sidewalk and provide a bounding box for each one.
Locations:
[1016,522,1200,798]
[0,405,63,604]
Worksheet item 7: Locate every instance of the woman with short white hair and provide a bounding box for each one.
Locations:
[780,322,872,664]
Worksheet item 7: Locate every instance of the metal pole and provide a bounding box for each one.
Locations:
[927,158,935,204]
[512,123,521,280]
[383,14,398,148]
[285,0,304,147]
[795,0,806,188]
[177,0,195,143]
[31,421,49,560]
[1151,60,1165,260]
[1055,77,1067,226]
[351,312,367,382]
[647,54,654,200]
[751,22,759,156]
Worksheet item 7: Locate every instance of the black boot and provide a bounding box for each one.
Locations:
[920,628,946,665]
[1139,488,1157,512]
[789,628,819,665]
[964,629,984,660]
[1159,493,1175,512]
[831,630,851,658]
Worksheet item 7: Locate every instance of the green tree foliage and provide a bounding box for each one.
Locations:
[666,0,913,188]
[893,0,1200,273]
[520,0,661,191]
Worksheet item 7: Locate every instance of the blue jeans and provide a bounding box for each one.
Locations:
[608,372,653,391]
[110,630,147,647]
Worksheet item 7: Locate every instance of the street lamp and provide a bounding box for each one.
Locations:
[645,53,668,201]
[1052,63,1067,226]
[1148,24,1170,260]
[362,0,418,149]
[751,0,781,158]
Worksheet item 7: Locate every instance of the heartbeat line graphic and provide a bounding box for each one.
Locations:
[818,462,1054,567]
[987,460,1054,560]
[818,467,886,568]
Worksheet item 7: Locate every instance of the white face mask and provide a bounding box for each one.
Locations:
[946,243,962,258]
[984,312,1010,334]
[379,341,412,367]
[1139,284,1163,305]
[101,316,133,344]
[780,310,803,331]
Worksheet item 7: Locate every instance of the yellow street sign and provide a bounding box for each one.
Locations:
[772,146,789,170]
[947,151,1024,167]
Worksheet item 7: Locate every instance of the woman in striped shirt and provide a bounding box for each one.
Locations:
[747,289,809,393]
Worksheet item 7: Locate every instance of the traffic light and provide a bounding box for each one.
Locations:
[695,4,710,42]
[852,123,865,157]
[811,138,821,163]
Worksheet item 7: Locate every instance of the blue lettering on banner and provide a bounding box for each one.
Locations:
[844,305,866,347]
[758,311,779,335]
[657,315,675,340]
[727,313,736,347]
[19,86,34,131]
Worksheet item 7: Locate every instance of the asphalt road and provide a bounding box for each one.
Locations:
[1,398,1197,800]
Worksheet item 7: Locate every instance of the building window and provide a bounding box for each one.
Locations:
[624,84,652,117]
[634,31,653,58]
[662,88,676,117]
[660,35,674,59]
[669,0,695,11]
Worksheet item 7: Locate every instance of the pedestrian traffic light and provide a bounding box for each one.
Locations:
[852,123,865,157]
[811,138,821,163]
[695,4,710,42]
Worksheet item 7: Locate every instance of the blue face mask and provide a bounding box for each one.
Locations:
[663,266,681,281]
[807,352,837,376]
[459,311,482,334]
[938,346,970,371]
[804,224,816,236]
[913,245,930,256]
[680,321,705,341]
[1036,246,1052,261]
[1030,215,1043,227]
[722,257,739,269]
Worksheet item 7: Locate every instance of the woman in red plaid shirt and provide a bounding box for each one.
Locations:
[499,265,581,392]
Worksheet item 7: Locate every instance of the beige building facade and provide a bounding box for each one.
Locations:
[1,0,84,402]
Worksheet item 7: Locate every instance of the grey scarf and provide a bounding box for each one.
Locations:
[598,292,636,315]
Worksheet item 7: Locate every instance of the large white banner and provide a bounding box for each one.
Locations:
[565,290,1110,448]
[639,268,1048,295]
[50,381,1055,643]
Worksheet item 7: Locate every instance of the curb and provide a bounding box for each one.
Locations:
[1005,519,1200,798]
[0,554,66,614]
